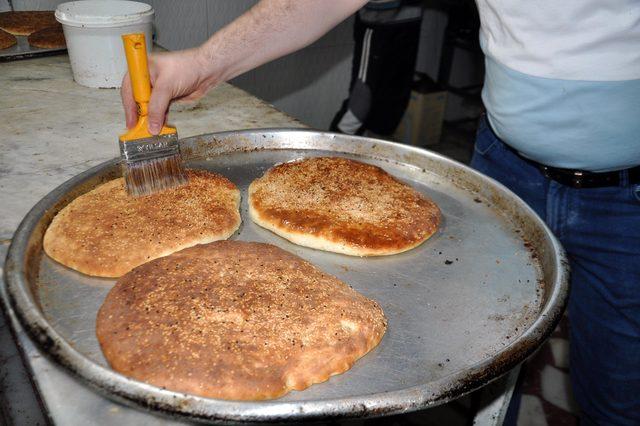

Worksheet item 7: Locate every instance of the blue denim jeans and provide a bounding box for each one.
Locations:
[471,117,640,425]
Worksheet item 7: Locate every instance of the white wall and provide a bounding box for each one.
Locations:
[11,0,66,10]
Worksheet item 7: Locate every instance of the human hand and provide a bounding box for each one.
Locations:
[121,47,217,135]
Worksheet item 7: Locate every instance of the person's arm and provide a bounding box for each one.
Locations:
[122,0,367,134]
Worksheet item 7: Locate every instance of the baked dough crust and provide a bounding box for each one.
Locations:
[28,25,65,49]
[249,157,440,256]
[96,241,387,400]
[43,170,241,277]
[0,28,16,49]
[0,11,58,36]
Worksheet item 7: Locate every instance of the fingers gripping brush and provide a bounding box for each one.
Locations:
[119,33,187,196]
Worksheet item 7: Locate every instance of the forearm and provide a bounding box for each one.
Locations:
[197,0,367,86]
[123,0,366,133]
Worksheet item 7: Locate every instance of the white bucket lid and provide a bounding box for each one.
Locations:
[55,1,154,28]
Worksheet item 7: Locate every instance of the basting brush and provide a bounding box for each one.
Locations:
[119,33,187,197]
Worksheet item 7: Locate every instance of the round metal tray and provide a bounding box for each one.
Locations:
[2,130,569,424]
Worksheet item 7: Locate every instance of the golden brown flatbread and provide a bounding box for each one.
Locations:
[249,157,440,256]
[43,170,241,278]
[0,11,58,36]
[96,241,387,400]
[0,28,16,49]
[28,25,65,49]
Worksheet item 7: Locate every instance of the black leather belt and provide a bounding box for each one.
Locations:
[537,165,640,189]
[485,117,640,188]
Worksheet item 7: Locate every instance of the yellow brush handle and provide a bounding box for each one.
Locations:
[120,33,175,141]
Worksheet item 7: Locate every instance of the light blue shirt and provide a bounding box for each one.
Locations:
[483,56,640,172]
[475,0,640,172]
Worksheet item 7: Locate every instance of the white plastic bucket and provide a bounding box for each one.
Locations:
[55,1,154,88]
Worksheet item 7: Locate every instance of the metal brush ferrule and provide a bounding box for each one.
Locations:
[119,134,181,163]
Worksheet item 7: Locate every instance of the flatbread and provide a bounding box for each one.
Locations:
[0,11,58,36]
[28,25,65,49]
[96,241,387,400]
[0,28,16,49]
[248,157,440,256]
[43,170,241,278]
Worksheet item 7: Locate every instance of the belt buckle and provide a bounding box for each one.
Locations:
[540,166,585,188]
[539,164,626,188]
[571,171,584,188]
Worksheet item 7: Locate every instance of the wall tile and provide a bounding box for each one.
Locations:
[517,395,549,426]
[312,15,354,48]
[232,43,353,129]
[153,0,208,49]
[206,0,256,36]
[540,365,580,414]
[12,0,65,10]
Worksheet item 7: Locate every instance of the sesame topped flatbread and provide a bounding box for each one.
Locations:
[28,25,65,49]
[43,170,241,278]
[96,241,387,400]
[0,11,58,36]
[0,28,16,49]
[249,157,441,256]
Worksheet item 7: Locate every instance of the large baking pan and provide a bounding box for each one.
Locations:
[0,32,65,62]
[2,129,569,423]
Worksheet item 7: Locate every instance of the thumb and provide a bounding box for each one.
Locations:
[147,78,172,135]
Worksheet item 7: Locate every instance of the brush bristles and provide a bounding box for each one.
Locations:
[123,154,188,196]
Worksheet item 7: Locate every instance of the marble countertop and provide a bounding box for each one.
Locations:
[0,53,303,426]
